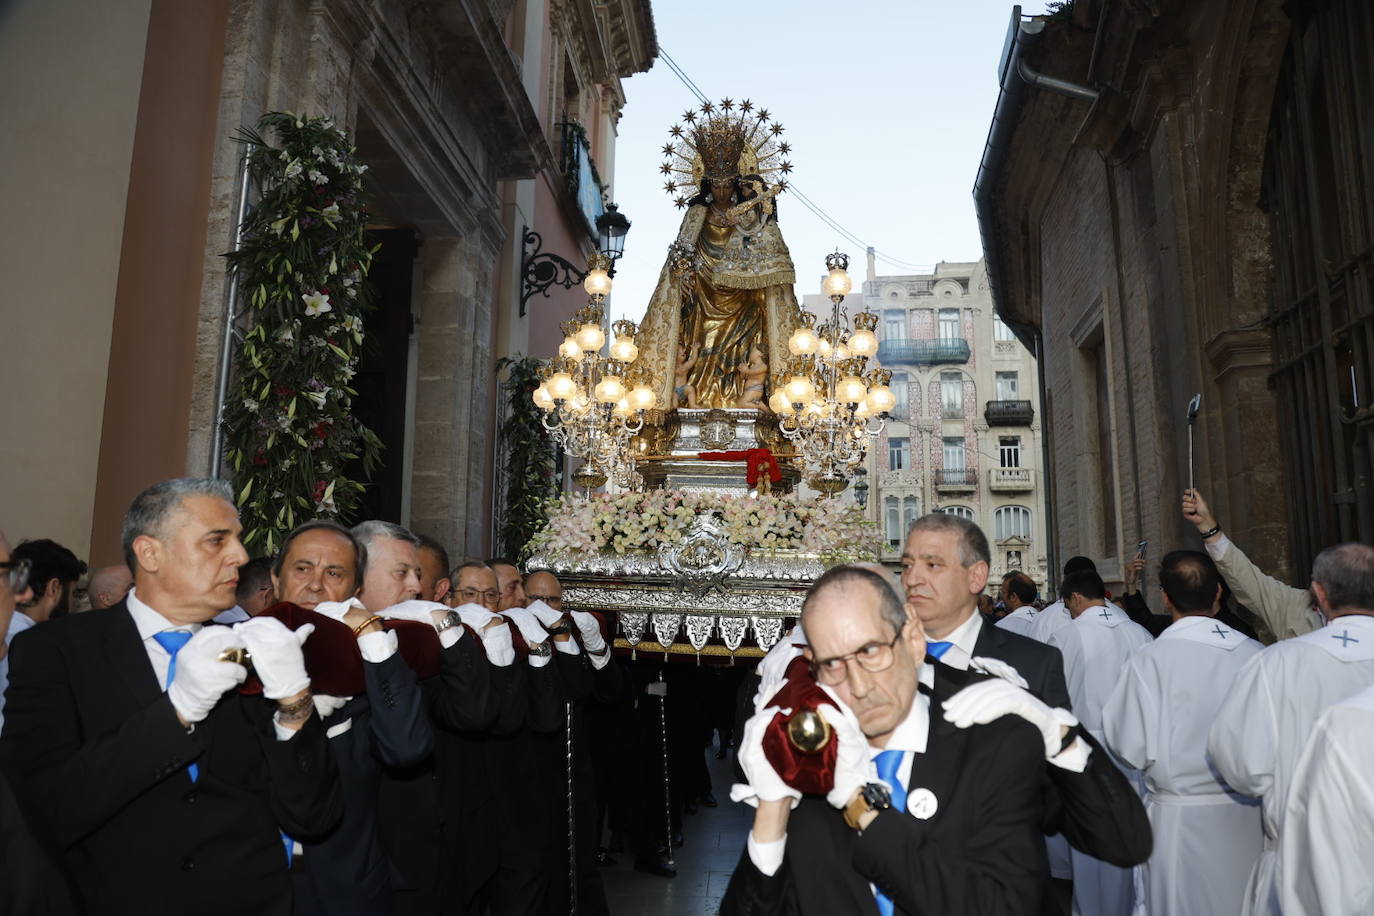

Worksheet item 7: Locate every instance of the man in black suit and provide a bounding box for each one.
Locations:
[722,566,1053,913]
[0,478,342,915]
[272,519,434,916]
[900,514,1151,911]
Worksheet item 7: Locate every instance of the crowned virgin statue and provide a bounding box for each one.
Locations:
[635,100,806,411]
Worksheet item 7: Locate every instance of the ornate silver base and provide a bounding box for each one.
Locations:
[637,407,799,493]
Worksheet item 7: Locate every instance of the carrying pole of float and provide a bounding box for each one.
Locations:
[658,671,674,870]
[566,700,577,915]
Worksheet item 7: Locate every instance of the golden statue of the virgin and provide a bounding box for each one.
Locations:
[635,100,805,411]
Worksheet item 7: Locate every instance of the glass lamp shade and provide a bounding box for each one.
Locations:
[867,385,897,413]
[594,376,627,403]
[788,327,820,356]
[804,401,828,419]
[768,389,793,414]
[558,337,583,359]
[784,376,816,406]
[612,398,633,419]
[570,392,592,415]
[834,343,851,360]
[853,398,873,419]
[549,372,577,400]
[848,328,878,357]
[837,375,868,403]
[822,267,853,298]
[817,338,832,358]
[628,385,657,410]
[583,267,613,299]
[575,323,606,352]
[609,337,639,362]
[532,384,555,410]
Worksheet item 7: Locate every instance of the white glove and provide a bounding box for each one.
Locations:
[312,693,349,719]
[729,705,802,809]
[968,656,1030,690]
[526,600,564,629]
[501,606,550,646]
[569,610,607,653]
[311,598,366,623]
[942,678,1078,760]
[818,693,875,809]
[167,627,249,724]
[376,599,448,629]
[234,617,314,700]
[453,603,501,630]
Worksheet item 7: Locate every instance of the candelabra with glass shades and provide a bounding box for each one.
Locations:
[771,251,894,495]
[532,256,658,491]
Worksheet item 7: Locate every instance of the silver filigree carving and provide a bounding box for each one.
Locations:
[657,513,745,596]
[684,615,715,651]
[651,613,682,647]
[620,611,648,646]
[752,616,784,652]
[719,616,749,651]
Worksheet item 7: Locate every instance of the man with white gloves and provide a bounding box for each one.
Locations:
[268,519,433,916]
[526,568,621,916]
[0,478,342,915]
[721,565,1054,914]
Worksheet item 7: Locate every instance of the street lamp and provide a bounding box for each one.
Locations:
[520,203,632,315]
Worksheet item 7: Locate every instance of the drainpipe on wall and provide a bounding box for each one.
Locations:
[972,5,1099,591]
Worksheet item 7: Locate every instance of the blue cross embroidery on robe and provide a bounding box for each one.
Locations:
[1333,630,1360,647]
[1212,625,1228,639]
[1098,608,1112,621]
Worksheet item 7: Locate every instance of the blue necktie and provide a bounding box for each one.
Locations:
[873,749,909,915]
[927,640,953,659]
[152,631,199,783]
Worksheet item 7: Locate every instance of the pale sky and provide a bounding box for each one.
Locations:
[607,0,1055,323]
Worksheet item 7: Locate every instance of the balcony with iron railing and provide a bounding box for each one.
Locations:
[877,338,971,366]
[984,399,1034,426]
[989,467,1034,492]
[559,120,606,236]
[934,468,977,491]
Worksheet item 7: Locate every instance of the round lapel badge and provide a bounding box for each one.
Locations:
[907,788,938,820]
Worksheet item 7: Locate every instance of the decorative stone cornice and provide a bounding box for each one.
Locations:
[1204,326,1274,381]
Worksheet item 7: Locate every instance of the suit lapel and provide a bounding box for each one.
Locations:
[905,677,970,818]
[102,601,163,709]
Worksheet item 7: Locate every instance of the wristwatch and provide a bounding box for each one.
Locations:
[843,782,892,831]
[434,611,461,634]
[545,619,573,637]
[527,640,554,658]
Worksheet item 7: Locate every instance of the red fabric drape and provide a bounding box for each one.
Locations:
[697,447,783,486]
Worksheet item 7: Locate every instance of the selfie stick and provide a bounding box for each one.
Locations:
[1186,394,1202,493]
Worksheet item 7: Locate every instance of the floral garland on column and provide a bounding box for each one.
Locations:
[496,355,559,559]
[223,112,383,555]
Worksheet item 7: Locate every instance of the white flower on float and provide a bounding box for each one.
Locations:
[302,291,332,317]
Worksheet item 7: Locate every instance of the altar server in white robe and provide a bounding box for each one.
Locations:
[1103,550,1263,916]
[1049,569,1153,916]
[1208,542,1374,916]
[1029,556,1119,645]
[1279,682,1374,915]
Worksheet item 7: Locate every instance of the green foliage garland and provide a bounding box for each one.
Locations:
[223,112,383,556]
[496,356,559,559]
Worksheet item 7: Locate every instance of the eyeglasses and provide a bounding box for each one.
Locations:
[451,588,499,604]
[0,558,31,594]
[808,630,903,686]
[527,593,563,605]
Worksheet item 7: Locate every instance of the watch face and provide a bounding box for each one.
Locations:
[862,782,892,809]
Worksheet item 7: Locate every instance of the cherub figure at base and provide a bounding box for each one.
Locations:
[734,346,768,409]
[675,344,701,409]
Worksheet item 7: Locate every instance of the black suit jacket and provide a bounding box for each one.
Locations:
[0,601,342,915]
[968,617,1151,867]
[721,665,1050,915]
[294,648,433,916]
[971,614,1072,711]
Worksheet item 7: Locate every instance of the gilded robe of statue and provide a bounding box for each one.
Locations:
[636,194,804,410]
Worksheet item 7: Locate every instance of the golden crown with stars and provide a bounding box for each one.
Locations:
[659,98,793,208]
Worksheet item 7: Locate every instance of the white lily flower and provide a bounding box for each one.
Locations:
[302,290,332,317]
